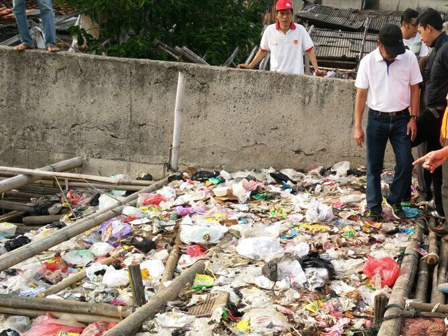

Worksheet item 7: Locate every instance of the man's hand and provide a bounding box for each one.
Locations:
[238,64,253,69]
[315,69,327,77]
[407,119,417,141]
[354,127,365,148]
[413,150,448,173]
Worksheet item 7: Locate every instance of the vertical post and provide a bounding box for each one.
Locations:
[170,72,186,172]
[128,265,146,307]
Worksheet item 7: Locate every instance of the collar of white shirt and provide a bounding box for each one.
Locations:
[374,48,403,62]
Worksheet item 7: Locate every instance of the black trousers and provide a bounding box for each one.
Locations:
[412,110,444,215]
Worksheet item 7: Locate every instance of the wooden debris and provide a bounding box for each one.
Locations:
[128,264,146,307]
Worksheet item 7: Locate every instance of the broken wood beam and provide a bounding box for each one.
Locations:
[0,177,171,272]
[128,264,146,307]
[0,157,83,194]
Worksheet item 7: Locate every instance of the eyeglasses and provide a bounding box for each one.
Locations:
[408,22,418,28]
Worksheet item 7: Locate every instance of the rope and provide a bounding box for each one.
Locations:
[432,303,441,313]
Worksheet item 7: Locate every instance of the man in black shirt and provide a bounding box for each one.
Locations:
[414,8,448,230]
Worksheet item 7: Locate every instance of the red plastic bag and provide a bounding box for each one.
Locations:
[363,256,399,288]
[186,244,206,257]
[23,313,85,336]
[138,193,165,206]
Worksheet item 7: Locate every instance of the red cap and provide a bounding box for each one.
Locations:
[276,0,293,11]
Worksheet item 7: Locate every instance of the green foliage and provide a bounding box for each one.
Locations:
[57,0,270,65]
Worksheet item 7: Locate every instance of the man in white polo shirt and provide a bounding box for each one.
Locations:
[238,0,325,76]
[401,8,429,58]
[354,24,422,221]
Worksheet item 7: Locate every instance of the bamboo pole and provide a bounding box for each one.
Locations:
[426,230,439,265]
[22,215,63,225]
[431,241,448,305]
[105,233,234,336]
[0,157,83,194]
[0,177,170,272]
[39,252,122,297]
[0,211,25,222]
[414,259,429,303]
[157,230,181,293]
[0,166,154,186]
[0,294,132,318]
[0,200,34,212]
[408,302,448,313]
[377,228,422,336]
[1,190,43,199]
[31,180,145,191]
[0,306,120,323]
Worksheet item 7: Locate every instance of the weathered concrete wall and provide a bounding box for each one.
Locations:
[0,46,370,178]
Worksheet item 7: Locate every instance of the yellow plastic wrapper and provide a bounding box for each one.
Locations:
[236,319,251,332]
[192,274,214,289]
[305,300,323,314]
[301,224,331,233]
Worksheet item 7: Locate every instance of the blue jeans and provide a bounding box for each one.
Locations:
[12,0,56,47]
[366,109,413,213]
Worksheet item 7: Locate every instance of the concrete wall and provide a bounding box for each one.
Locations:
[0,46,370,178]
[378,0,447,12]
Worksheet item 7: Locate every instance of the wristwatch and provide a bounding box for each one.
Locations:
[410,115,417,120]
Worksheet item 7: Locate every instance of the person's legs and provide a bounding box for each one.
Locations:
[388,114,413,206]
[366,112,389,213]
[416,142,430,201]
[37,0,56,47]
[12,0,34,46]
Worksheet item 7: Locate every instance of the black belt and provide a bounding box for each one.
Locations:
[369,108,409,117]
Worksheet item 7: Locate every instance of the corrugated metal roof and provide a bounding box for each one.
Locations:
[0,0,73,23]
[311,28,378,59]
[298,4,402,33]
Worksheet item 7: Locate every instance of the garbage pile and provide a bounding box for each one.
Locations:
[0,162,423,336]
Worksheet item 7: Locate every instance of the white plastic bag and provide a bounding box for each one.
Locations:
[180,221,228,245]
[140,259,165,279]
[232,180,251,204]
[236,237,284,262]
[86,263,110,282]
[89,242,114,257]
[331,161,350,177]
[306,200,334,223]
[98,194,121,211]
[102,268,129,287]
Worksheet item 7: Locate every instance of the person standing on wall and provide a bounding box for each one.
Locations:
[238,0,325,76]
[354,24,422,221]
[12,0,60,52]
[412,8,448,223]
[401,8,429,58]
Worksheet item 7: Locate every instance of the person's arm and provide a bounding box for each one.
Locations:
[306,48,326,76]
[407,83,419,141]
[238,49,268,69]
[413,147,448,173]
[354,89,368,148]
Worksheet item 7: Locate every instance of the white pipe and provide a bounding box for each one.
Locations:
[170,72,186,171]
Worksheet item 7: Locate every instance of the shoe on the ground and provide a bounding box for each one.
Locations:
[430,210,445,220]
[364,211,383,222]
[439,283,448,294]
[389,203,406,220]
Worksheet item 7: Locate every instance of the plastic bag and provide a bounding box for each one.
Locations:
[331,161,350,177]
[140,259,165,279]
[86,263,110,282]
[138,193,165,206]
[62,250,96,266]
[80,321,117,336]
[236,237,284,262]
[186,245,206,257]
[102,268,129,287]
[340,194,365,203]
[89,242,114,257]
[180,221,228,245]
[98,194,121,211]
[232,180,251,203]
[23,314,85,336]
[241,307,291,335]
[306,201,334,223]
[363,256,399,288]
[4,315,31,333]
[0,222,17,235]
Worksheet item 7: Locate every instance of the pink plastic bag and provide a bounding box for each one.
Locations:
[81,321,118,336]
[363,256,399,288]
[138,193,165,206]
[23,314,85,336]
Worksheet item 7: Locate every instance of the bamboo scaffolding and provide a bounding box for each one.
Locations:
[0,200,34,212]
[408,302,448,313]
[0,166,154,186]
[377,228,422,336]
[39,252,122,297]
[431,241,448,304]
[0,307,121,323]
[0,211,25,222]
[0,177,170,272]
[0,294,132,319]
[426,230,440,265]
[0,157,83,194]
